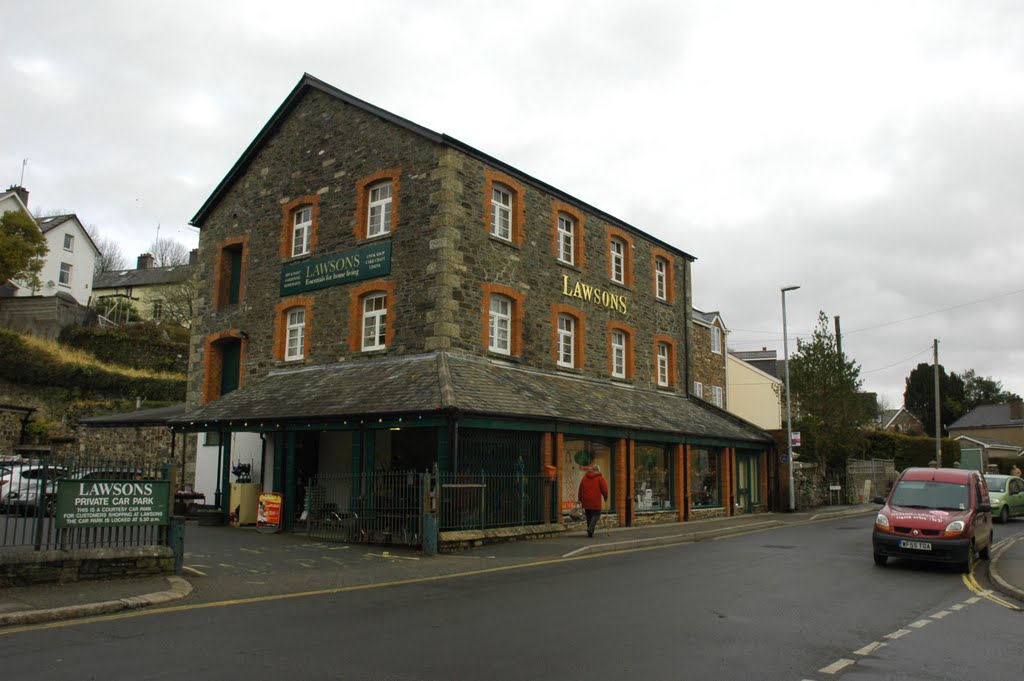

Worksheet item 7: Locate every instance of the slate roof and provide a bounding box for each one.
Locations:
[190,73,695,263]
[80,404,186,427]
[953,434,1022,452]
[173,352,771,444]
[949,403,1024,430]
[35,214,100,254]
[93,264,193,289]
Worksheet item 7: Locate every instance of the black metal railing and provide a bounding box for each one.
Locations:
[1,453,172,551]
[306,470,424,547]
[438,471,556,531]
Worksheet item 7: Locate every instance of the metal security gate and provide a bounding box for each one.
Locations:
[456,429,541,475]
[305,471,424,547]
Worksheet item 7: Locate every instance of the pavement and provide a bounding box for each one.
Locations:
[2,503,1022,627]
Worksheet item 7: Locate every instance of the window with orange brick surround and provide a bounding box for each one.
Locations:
[348,280,397,353]
[551,303,586,369]
[481,284,525,357]
[201,330,247,404]
[483,169,526,246]
[650,247,675,303]
[273,298,313,361]
[280,194,321,258]
[607,321,636,380]
[354,168,401,240]
[606,226,634,287]
[551,201,585,267]
[214,236,249,309]
[653,335,677,387]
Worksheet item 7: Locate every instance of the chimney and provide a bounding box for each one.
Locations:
[188,248,199,265]
[1010,399,1024,421]
[137,253,155,270]
[7,185,29,207]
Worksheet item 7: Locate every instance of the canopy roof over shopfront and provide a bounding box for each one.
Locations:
[172,352,771,445]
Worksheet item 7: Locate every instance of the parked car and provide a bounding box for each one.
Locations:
[983,474,1024,524]
[1,465,68,516]
[872,467,993,573]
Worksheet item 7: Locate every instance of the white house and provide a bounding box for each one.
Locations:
[727,350,783,430]
[1,186,99,306]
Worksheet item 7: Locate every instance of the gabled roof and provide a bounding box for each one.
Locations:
[692,309,726,330]
[94,264,193,289]
[0,189,33,221]
[878,407,923,430]
[190,73,695,262]
[35,213,100,255]
[953,434,1022,454]
[727,351,782,385]
[949,403,1024,430]
[172,352,770,445]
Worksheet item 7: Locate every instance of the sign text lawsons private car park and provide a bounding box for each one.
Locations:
[56,480,171,528]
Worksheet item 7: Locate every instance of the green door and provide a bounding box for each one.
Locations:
[220,340,241,396]
[735,452,759,513]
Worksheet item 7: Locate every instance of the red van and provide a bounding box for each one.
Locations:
[872,467,993,573]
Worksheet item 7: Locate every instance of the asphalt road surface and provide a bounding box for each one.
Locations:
[3,516,1021,681]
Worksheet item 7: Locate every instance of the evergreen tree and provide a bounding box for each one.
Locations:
[0,210,48,290]
[903,363,965,436]
[788,311,875,471]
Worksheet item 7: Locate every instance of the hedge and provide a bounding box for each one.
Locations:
[864,431,960,470]
[58,324,188,374]
[0,329,185,402]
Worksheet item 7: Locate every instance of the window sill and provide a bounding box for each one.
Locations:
[357,233,392,245]
[556,260,581,272]
[610,376,634,386]
[487,234,520,249]
[556,365,583,375]
[654,297,675,306]
[609,280,633,293]
[486,351,520,363]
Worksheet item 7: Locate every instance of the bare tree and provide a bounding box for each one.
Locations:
[148,237,190,267]
[160,270,197,328]
[85,225,129,274]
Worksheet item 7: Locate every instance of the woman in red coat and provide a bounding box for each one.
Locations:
[578,464,609,537]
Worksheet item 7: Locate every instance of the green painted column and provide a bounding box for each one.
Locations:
[284,432,296,531]
[220,431,232,522]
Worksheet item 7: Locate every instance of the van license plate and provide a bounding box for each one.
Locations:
[899,539,932,551]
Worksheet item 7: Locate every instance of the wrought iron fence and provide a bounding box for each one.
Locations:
[306,470,424,547]
[438,471,557,531]
[1,453,172,551]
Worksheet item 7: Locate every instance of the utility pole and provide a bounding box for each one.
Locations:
[933,339,941,467]
[834,315,842,360]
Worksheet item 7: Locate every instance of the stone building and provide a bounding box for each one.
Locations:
[691,309,728,409]
[174,74,772,533]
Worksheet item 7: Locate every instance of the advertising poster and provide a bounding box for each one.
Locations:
[257,493,282,533]
[561,439,612,511]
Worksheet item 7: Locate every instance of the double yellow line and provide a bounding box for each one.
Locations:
[961,536,1023,611]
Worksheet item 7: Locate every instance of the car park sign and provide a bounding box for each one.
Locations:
[55,479,171,528]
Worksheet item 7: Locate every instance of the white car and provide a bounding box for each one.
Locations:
[1,465,68,516]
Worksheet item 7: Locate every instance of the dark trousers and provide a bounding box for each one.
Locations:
[585,509,602,536]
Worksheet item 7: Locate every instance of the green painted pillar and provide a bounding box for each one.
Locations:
[273,432,284,494]
[220,431,232,522]
[284,431,296,531]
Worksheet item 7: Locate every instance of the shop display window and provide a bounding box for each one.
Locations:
[634,443,671,511]
[562,437,613,512]
[690,447,721,508]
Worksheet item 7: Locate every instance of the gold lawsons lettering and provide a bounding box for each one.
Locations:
[306,253,361,278]
[561,275,628,314]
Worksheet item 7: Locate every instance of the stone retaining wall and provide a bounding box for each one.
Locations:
[0,546,173,588]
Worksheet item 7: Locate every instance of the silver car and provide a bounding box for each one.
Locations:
[1,465,68,516]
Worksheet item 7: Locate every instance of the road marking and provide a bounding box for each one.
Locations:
[965,596,981,604]
[951,604,964,610]
[962,573,1022,611]
[908,619,930,629]
[884,628,911,640]
[819,659,855,674]
[930,610,951,619]
[239,548,262,554]
[182,566,206,576]
[854,641,885,655]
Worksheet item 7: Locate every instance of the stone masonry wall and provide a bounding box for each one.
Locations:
[0,409,29,457]
[691,320,726,402]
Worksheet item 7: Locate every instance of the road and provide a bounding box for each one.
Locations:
[2,516,1021,681]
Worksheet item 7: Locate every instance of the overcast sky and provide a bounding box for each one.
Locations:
[3,0,1022,409]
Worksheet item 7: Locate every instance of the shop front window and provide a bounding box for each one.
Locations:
[690,447,721,508]
[562,437,613,513]
[635,443,671,511]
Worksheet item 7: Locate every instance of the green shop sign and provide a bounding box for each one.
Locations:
[280,241,392,296]
[55,480,171,528]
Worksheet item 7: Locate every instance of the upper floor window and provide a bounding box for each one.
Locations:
[362,292,388,351]
[655,258,667,300]
[483,170,525,245]
[491,186,512,241]
[557,313,576,368]
[59,262,72,286]
[292,206,313,257]
[286,308,306,361]
[693,381,703,399]
[656,342,670,387]
[489,295,512,355]
[367,181,393,238]
[711,326,722,354]
[610,238,625,284]
[611,330,626,379]
[63,234,74,252]
[557,214,575,265]
[712,385,724,407]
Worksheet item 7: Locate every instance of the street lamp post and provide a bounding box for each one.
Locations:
[782,285,800,512]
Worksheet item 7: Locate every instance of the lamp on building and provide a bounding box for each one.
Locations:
[781,285,800,512]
